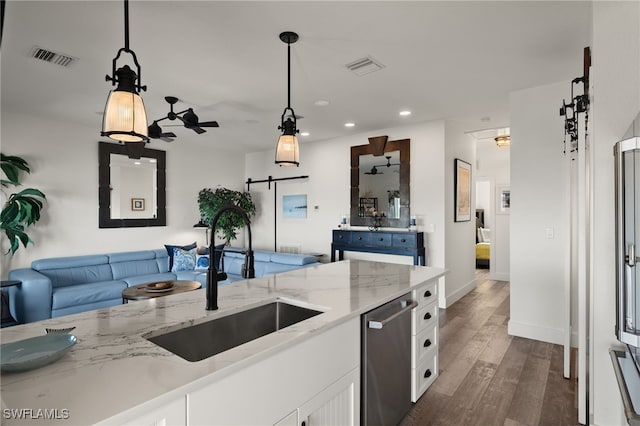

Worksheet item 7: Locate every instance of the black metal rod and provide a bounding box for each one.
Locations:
[274,182,277,252]
[123,0,129,51]
[287,42,291,109]
[245,175,308,189]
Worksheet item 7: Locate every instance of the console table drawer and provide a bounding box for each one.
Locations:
[333,231,352,244]
[392,233,417,248]
[364,233,392,247]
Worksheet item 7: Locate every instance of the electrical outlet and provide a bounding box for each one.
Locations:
[545,228,555,239]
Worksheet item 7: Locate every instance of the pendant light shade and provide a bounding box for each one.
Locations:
[275,31,301,167]
[101,0,149,143]
[276,133,299,165]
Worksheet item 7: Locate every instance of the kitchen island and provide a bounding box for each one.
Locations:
[0,260,446,425]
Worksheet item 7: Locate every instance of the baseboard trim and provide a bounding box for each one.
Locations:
[508,319,566,345]
[445,278,476,308]
[490,271,510,282]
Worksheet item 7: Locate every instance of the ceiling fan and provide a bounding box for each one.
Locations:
[364,156,400,175]
[148,96,219,140]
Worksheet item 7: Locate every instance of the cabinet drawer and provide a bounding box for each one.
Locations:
[333,230,352,244]
[392,233,417,248]
[412,324,437,368]
[412,300,438,335]
[413,279,438,306]
[411,351,438,402]
[364,232,392,247]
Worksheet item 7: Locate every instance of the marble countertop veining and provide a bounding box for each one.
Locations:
[0,260,446,425]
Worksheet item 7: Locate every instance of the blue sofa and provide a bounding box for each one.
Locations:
[7,248,320,324]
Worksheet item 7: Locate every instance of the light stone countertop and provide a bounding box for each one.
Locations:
[0,260,446,425]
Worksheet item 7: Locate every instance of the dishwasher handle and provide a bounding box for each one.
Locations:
[368,300,418,329]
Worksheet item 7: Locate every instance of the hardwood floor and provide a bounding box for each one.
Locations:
[401,269,579,426]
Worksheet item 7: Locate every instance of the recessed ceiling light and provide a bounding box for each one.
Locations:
[345,122,355,128]
[134,161,141,165]
[399,110,411,116]
[149,158,157,163]
[301,132,310,136]
[314,100,329,107]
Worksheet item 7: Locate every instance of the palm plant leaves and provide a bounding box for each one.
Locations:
[0,153,46,255]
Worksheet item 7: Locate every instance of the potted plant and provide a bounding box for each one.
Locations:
[0,154,47,255]
[197,187,256,245]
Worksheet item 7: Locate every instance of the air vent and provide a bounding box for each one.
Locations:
[345,56,385,76]
[280,245,302,254]
[30,46,76,67]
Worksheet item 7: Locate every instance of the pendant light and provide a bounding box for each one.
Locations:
[101,0,148,143]
[275,31,300,167]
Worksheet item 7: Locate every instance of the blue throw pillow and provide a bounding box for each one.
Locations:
[165,242,197,270]
[171,248,197,272]
[195,254,209,270]
[194,244,225,271]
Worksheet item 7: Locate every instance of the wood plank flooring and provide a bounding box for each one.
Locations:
[401,269,579,426]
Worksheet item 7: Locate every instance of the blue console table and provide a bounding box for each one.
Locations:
[331,229,426,266]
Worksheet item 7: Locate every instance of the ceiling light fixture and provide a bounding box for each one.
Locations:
[399,110,412,116]
[275,31,300,167]
[494,135,511,148]
[345,122,355,128]
[101,0,148,143]
[301,132,310,137]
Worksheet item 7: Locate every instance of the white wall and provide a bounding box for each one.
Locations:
[244,120,480,307]
[509,81,572,345]
[591,2,640,425]
[0,110,246,276]
[444,120,477,306]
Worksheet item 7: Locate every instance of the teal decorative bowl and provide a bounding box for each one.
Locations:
[1,334,77,373]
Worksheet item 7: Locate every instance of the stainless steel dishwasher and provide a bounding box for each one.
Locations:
[362,293,417,426]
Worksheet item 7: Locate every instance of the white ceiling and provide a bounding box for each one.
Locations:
[1,1,592,154]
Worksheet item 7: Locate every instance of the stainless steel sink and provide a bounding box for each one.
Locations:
[145,301,323,362]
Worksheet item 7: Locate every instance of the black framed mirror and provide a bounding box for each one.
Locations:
[98,141,166,228]
[350,137,410,228]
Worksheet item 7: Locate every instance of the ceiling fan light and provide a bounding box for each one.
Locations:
[102,89,148,142]
[275,134,300,167]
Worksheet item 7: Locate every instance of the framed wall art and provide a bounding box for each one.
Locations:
[131,198,145,211]
[282,194,307,219]
[454,158,471,222]
[496,185,511,214]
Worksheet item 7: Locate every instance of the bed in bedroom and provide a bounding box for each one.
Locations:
[476,209,490,269]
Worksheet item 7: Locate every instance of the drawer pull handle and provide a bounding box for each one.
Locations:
[424,290,432,298]
[424,312,432,320]
[424,369,432,378]
[379,237,384,241]
[423,339,432,348]
[401,238,406,242]
[358,236,363,240]
[339,235,343,239]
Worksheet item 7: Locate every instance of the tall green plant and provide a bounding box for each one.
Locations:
[1,154,46,255]
[197,187,256,244]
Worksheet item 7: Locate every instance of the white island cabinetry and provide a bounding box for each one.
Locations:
[411,278,439,402]
[188,317,360,426]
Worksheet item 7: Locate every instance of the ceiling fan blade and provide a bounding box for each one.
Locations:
[197,120,219,127]
[189,126,206,134]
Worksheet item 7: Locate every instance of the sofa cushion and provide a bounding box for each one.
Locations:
[269,253,318,266]
[111,259,161,280]
[174,270,207,287]
[52,280,127,310]
[123,273,177,287]
[36,263,114,288]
